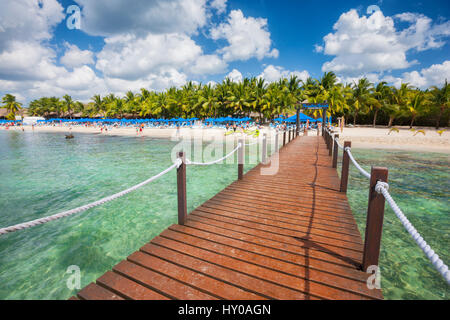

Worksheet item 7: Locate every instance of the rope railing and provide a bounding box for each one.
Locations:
[0,159,182,236]
[375,182,450,284]
[324,124,450,285]
[185,143,242,166]
[334,135,344,150]
[344,147,371,179]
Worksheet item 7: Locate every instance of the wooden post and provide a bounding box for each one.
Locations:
[296,108,300,137]
[262,134,267,164]
[362,167,389,271]
[238,139,244,180]
[332,134,339,168]
[340,141,351,193]
[329,131,333,156]
[177,151,187,225]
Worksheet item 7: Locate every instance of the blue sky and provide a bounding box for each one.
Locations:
[0,0,449,105]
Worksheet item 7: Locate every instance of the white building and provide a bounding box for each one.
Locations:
[23,117,45,125]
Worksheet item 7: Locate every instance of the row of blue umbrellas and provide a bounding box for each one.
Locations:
[273,114,332,123]
[0,119,22,123]
[38,118,199,123]
[204,117,252,123]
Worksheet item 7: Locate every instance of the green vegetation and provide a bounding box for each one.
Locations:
[2,72,449,128]
[1,94,22,120]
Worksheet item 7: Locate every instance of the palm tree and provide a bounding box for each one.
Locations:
[62,94,75,119]
[430,80,449,129]
[405,90,429,128]
[351,78,373,125]
[91,95,104,117]
[1,94,22,120]
[386,83,411,127]
[371,82,390,127]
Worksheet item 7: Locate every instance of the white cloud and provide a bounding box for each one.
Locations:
[337,73,382,85]
[95,32,228,84]
[226,69,243,82]
[189,54,228,75]
[0,41,64,81]
[74,0,208,36]
[211,9,279,61]
[396,13,450,51]
[96,33,203,80]
[338,61,450,89]
[319,9,450,76]
[210,0,227,14]
[104,68,188,93]
[258,65,309,83]
[60,43,95,68]
[399,61,450,88]
[0,0,65,82]
[0,0,64,48]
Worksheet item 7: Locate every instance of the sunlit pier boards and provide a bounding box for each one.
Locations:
[73,128,385,300]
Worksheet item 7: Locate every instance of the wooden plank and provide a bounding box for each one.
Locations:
[141,242,316,300]
[113,260,217,300]
[126,250,265,300]
[158,228,382,299]
[147,238,370,300]
[77,283,124,300]
[167,224,367,282]
[96,271,169,300]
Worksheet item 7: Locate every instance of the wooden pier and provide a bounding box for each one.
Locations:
[73,133,383,300]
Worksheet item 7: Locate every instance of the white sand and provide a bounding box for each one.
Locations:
[335,126,450,154]
[4,124,449,154]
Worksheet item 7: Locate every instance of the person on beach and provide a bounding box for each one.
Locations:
[233,123,237,132]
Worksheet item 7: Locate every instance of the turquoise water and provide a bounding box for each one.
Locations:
[0,131,448,300]
[341,149,450,300]
[0,131,260,300]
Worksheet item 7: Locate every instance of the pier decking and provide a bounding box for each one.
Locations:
[73,136,383,300]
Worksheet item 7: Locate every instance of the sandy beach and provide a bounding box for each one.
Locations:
[2,124,449,154]
[334,126,450,154]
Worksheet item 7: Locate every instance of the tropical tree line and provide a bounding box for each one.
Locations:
[2,72,449,128]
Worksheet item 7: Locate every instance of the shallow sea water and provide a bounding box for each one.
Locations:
[0,130,448,299]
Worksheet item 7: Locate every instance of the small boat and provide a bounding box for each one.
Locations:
[65,134,74,139]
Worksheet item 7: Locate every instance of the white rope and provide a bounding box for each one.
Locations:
[334,136,344,150]
[335,144,449,285]
[186,143,242,166]
[0,159,182,236]
[345,147,371,179]
[375,182,450,285]
[245,141,259,146]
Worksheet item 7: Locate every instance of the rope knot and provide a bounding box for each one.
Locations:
[375,181,389,194]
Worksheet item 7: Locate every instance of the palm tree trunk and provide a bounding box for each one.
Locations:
[388,116,394,128]
[410,115,416,128]
[435,105,444,129]
[353,113,357,126]
[373,109,378,127]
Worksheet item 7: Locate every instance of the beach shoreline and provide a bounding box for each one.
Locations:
[2,124,449,154]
